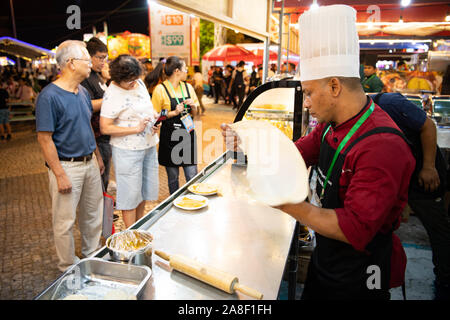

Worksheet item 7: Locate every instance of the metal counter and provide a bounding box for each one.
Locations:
[437,126,450,150]
[96,151,297,300]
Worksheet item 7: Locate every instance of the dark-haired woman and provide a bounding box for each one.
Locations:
[152,56,199,194]
[144,60,166,98]
[100,55,160,228]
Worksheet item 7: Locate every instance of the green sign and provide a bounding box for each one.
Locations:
[162,35,184,46]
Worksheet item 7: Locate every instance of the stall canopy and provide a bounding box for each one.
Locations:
[0,37,55,61]
[238,43,300,66]
[202,44,257,62]
[275,1,450,38]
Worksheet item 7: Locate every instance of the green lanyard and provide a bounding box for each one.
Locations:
[167,81,187,111]
[320,102,375,199]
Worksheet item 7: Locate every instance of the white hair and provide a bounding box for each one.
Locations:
[55,40,86,69]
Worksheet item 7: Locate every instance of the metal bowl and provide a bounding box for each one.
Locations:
[106,230,153,267]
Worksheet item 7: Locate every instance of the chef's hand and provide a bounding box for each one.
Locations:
[418,166,440,192]
[221,123,241,152]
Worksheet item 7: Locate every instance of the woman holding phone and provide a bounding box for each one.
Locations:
[100,55,161,228]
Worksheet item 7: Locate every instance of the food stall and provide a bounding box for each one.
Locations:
[35,80,305,301]
[107,32,151,61]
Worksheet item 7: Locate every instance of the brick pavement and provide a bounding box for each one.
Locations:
[0,99,235,300]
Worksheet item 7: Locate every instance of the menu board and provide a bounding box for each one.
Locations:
[150,5,191,63]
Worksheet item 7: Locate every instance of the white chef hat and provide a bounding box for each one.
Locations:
[299,5,360,82]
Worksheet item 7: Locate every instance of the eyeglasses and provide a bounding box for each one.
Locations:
[93,55,108,61]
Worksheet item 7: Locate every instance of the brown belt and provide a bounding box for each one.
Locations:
[45,153,94,168]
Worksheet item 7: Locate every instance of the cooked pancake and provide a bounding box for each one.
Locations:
[177,197,206,208]
[188,183,218,194]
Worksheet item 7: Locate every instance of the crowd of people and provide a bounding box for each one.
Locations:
[33,38,201,272]
[204,62,295,110]
[28,38,300,274]
[0,63,59,142]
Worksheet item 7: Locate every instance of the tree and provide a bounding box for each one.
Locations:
[200,19,214,59]
[226,30,259,45]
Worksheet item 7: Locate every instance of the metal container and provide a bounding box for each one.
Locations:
[35,258,151,300]
[106,230,153,267]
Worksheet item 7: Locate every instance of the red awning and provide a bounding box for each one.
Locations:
[202,44,257,62]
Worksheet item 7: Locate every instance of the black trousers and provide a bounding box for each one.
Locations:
[409,194,450,285]
[96,137,112,190]
[231,85,245,109]
[213,81,223,103]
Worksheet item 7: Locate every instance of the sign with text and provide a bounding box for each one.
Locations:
[162,14,184,26]
[190,16,200,66]
[150,5,190,63]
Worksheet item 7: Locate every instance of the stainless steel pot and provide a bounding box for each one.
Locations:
[106,231,153,268]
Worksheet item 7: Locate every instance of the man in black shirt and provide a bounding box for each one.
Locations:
[228,61,248,110]
[212,66,224,104]
[81,37,111,190]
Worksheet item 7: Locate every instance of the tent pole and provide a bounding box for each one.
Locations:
[277,0,284,74]
[263,37,270,84]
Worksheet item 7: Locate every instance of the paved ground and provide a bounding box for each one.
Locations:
[0,97,437,300]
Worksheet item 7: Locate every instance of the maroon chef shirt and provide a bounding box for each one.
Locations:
[295,98,415,288]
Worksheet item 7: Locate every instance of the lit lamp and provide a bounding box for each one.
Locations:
[310,0,319,11]
[401,0,411,7]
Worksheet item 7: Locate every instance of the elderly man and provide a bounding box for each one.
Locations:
[36,40,104,272]
[223,5,415,300]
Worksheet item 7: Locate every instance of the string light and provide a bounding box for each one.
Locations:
[401,0,411,7]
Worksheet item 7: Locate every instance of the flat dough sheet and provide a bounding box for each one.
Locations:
[230,120,309,206]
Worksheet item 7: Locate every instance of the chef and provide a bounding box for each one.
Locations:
[222,5,415,300]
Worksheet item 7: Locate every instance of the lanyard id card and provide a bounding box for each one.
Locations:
[180,113,195,132]
[167,81,194,132]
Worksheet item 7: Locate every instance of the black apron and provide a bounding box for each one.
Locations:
[158,82,197,167]
[302,126,409,300]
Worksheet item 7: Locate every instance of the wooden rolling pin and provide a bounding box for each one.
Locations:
[155,250,263,300]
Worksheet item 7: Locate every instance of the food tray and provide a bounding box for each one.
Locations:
[35,258,151,300]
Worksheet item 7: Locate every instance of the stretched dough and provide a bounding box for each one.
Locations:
[230,120,309,206]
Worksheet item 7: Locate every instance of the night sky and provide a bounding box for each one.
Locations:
[1,0,150,49]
